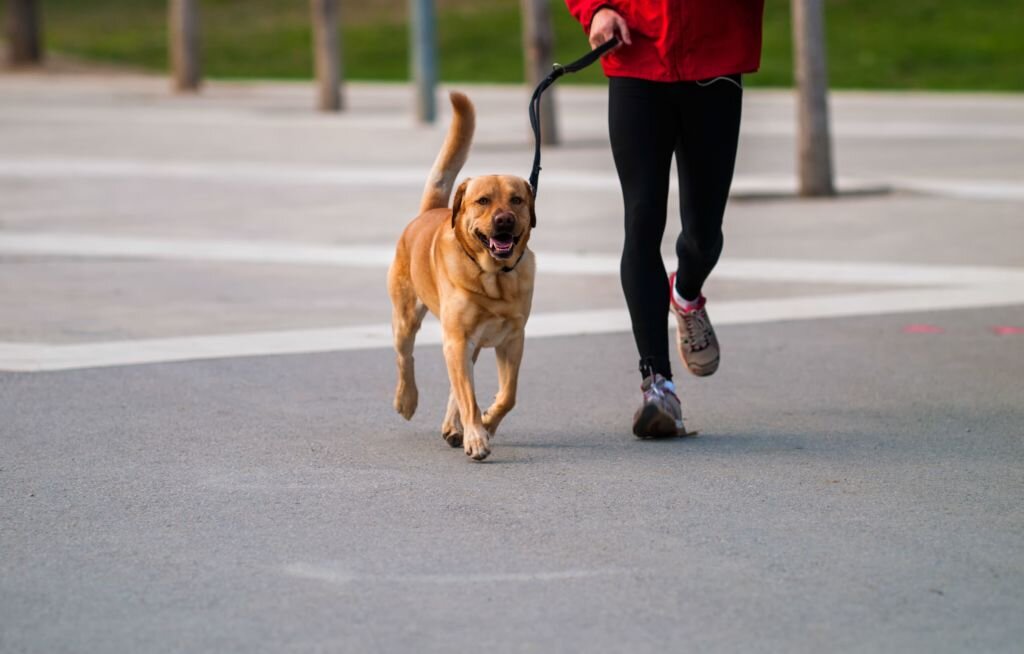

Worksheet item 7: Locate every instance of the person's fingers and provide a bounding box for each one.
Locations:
[589,26,612,49]
[616,17,632,45]
[589,9,629,51]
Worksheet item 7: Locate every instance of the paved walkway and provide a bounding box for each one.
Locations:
[1,74,1022,652]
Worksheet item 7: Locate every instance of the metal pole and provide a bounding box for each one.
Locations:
[791,0,835,196]
[409,0,437,123]
[311,0,344,111]
[520,0,559,145]
[6,0,43,66]
[169,0,201,93]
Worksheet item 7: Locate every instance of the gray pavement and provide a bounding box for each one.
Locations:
[1,73,1023,652]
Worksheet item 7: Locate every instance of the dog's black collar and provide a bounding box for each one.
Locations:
[457,237,526,274]
[500,249,527,273]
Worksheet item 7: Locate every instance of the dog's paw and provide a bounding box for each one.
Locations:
[463,432,491,461]
[441,429,463,448]
[393,383,418,420]
[441,410,463,447]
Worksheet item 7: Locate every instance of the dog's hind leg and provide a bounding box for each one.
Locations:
[441,391,463,447]
[483,334,524,436]
[388,260,427,420]
[441,346,479,448]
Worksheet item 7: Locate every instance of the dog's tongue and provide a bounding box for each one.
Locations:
[489,236,514,253]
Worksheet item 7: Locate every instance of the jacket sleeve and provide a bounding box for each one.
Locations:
[564,0,617,34]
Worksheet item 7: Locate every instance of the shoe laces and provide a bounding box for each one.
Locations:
[643,375,679,404]
[683,308,712,351]
[641,376,683,428]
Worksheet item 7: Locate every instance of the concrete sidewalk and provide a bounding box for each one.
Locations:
[1,75,1022,652]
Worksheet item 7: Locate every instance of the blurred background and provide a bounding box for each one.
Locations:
[5,0,1023,89]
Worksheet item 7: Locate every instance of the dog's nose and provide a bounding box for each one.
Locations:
[493,211,516,231]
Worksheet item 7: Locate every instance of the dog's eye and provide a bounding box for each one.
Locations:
[476,197,490,206]
[510,196,524,205]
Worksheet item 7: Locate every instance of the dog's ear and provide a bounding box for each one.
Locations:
[451,179,470,229]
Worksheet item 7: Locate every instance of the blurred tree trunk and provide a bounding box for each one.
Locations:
[169,0,201,92]
[521,0,558,145]
[791,0,836,196]
[409,0,437,123]
[311,0,344,111]
[6,0,43,66]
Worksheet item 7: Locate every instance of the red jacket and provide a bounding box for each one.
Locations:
[565,0,765,82]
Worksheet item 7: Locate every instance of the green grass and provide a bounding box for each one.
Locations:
[23,0,1024,90]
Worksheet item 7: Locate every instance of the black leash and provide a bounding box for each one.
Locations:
[528,37,619,197]
[453,38,616,275]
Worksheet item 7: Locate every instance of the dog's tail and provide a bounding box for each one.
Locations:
[419,92,475,214]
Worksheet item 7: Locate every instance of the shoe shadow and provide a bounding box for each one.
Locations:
[634,430,812,455]
[503,429,811,459]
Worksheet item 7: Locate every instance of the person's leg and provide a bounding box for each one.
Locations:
[672,75,743,301]
[608,76,678,379]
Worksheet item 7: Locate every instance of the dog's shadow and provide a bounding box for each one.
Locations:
[500,440,608,450]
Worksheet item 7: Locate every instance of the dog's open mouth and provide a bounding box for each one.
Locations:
[476,231,520,259]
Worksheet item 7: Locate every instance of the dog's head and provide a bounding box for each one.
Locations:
[451,175,535,265]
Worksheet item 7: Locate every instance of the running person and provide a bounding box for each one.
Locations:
[564,1,765,437]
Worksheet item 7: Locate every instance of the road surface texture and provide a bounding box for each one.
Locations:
[1,74,1022,652]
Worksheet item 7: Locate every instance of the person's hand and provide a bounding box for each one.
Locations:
[589,7,631,51]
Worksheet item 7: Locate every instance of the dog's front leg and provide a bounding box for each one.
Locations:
[441,346,480,448]
[483,333,524,436]
[442,336,490,461]
[390,300,427,421]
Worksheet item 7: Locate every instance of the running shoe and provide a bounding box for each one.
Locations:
[632,373,686,438]
[669,272,720,377]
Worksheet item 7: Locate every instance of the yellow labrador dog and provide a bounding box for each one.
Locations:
[387,92,536,461]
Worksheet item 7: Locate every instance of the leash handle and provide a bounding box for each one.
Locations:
[528,37,619,197]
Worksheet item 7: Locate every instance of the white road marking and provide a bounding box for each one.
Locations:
[283,562,633,585]
[0,232,399,268]
[739,119,1024,141]
[5,232,1024,286]
[3,103,1023,140]
[0,157,834,194]
[1,157,1022,202]
[3,232,1024,372]
[0,157,429,188]
[896,177,1024,202]
[4,285,1024,372]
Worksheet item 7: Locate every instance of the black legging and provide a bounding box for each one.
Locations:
[608,75,743,380]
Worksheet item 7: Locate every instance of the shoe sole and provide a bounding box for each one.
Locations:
[632,404,683,439]
[686,356,720,377]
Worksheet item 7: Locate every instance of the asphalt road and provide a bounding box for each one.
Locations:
[1,74,1022,652]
